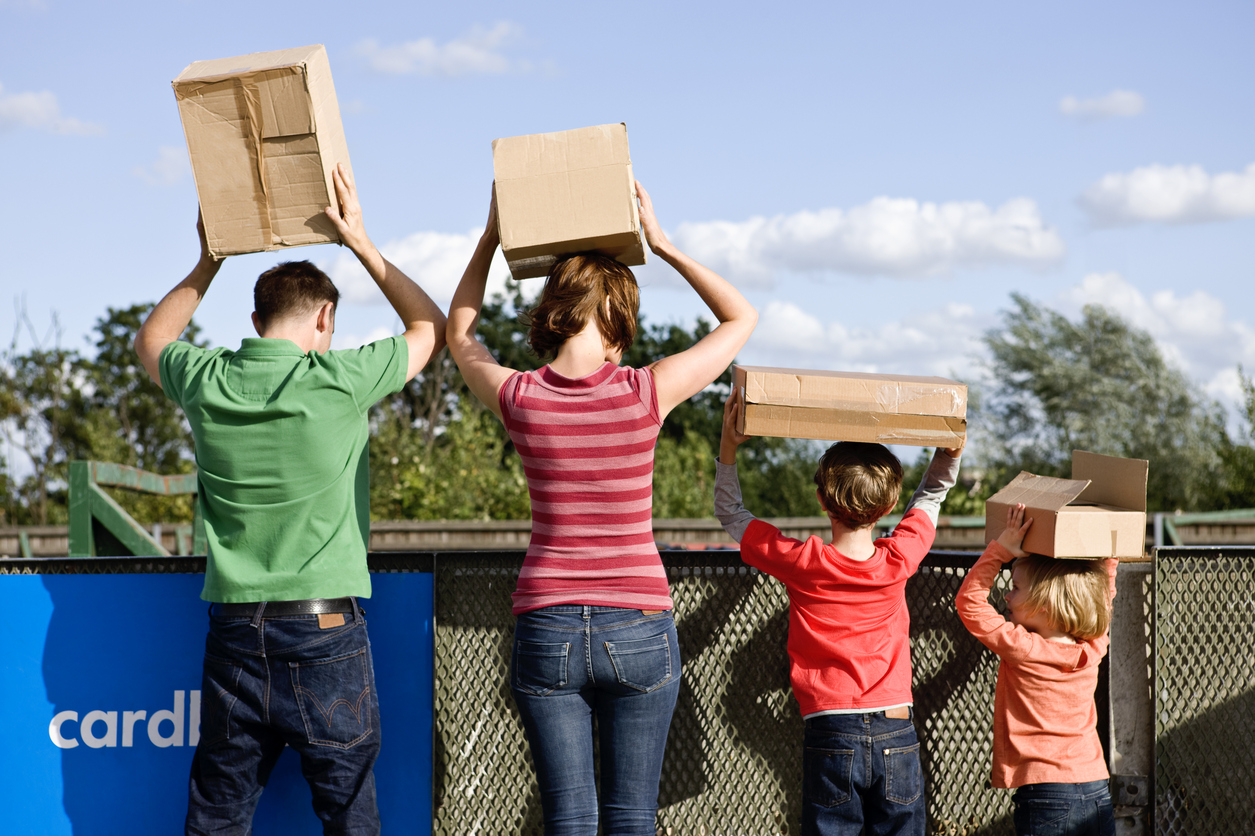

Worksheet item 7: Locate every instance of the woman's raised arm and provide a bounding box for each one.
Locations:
[446,188,517,421]
[638,181,758,419]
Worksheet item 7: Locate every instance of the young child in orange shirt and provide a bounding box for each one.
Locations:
[956,503,1117,836]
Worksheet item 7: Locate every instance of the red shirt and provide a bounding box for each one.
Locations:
[739,510,937,716]
[956,541,1115,788]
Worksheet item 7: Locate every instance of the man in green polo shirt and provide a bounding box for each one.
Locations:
[135,164,445,835]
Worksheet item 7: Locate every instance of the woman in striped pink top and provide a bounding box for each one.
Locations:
[447,181,757,835]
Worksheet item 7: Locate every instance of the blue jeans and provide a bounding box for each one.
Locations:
[510,606,681,836]
[185,602,381,835]
[1012,780,1115,836]
[801,710,926,836]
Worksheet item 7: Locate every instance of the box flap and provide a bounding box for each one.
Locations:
[493,123,630,180]
[987,471,1091,512]
[173,45,324,83]
[736,366,967,418]
[1072,450,1149,512]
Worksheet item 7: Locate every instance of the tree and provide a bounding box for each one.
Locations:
[978,294,1227,513]
[0,304,202,526]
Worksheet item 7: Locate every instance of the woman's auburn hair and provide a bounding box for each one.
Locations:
[523,253,640,360]
[1013,555,1112,640]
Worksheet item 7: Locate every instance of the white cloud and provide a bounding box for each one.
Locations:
[670,197,1064,287]
[1059,89,1145,120]
[321,229,512,307]
[0,81,103,135]
[334,325,397,351]
[745,299,990,381]
[1061,272,1255,406]
[356,22,533,76]
[132,146,189,186]
[1079,162,1255,226]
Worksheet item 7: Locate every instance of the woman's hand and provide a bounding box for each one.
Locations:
[483,184,500,248]
[635,180,673,257]
[996,503,1033,557]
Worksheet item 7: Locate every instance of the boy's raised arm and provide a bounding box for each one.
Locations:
[904,442,964,526]
[714,390,758,542]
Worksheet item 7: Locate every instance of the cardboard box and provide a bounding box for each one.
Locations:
[173,45,352,258]
[733,365,967,447]
[492,123,646,279]
[984,450,1149,559]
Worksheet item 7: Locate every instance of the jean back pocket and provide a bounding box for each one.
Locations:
[289,647,373,749]
[803,746,855,808]
[884,742,923,805]
[513,640,571,696]
[198,654,242,747]
[604,634,672,692]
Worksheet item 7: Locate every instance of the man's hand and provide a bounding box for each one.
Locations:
[324,163,377,261]
[719,388,751,465]
[996,503,1033,557]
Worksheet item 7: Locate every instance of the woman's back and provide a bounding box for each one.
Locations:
[500,361,673,615]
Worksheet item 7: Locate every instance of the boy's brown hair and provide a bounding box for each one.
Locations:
[813,442,903,529]
[523,253,639,360]
[253,261,340,330]
[1014,556,1111,640]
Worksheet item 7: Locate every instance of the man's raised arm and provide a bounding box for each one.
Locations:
[135,212,222,389]
[323,163,446,381]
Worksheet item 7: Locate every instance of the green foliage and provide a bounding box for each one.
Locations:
[895,448,993,518]
[979,294,1228,512]
[1211,368,1255,509]
[0,305,201,526]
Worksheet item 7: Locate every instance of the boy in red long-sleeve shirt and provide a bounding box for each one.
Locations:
[956,503,1117,836]
[715,392,961,836]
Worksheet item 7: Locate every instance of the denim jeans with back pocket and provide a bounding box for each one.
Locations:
[510,605,681,836]
[801,710,926,836]
[1012,780,1115,836]
[185,604,381,835]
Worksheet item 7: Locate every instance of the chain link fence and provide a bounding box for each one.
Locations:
[433,550,1017,836]
[1154,547,1255,836]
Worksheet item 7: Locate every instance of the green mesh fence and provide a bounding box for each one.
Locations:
[1155,547,1255,836]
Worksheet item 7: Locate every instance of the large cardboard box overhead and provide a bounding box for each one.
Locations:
[173,45,352,258]
[984,451,1149,559]
[492,123,646,279]
[733,365,967,447]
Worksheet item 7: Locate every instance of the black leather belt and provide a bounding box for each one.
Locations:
[211,597,356,618]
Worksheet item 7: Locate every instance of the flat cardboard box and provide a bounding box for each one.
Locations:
[492,123,646,279]
[173,45,352,258]
[733,365,967,447]
[984,450,1149,559]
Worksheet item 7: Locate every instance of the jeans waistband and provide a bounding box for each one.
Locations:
[210,597,357,619]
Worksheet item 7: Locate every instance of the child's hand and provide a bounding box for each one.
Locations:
[996,503,1032,557]
[943,437,965,458]
[719,388,750,465]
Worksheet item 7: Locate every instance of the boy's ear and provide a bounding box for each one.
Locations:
[815,488,832,518]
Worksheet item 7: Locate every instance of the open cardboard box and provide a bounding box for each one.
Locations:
[493,123,646,279]
[173,45,352,258]
[985,451,1149,559]
[733,365,967,447]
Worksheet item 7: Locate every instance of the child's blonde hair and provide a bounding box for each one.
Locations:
[1014,556,1111,640]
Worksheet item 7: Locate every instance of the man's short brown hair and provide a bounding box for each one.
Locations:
[253,261,340,331]
[813,442,904,529]
[523,253,639,360]
[1014,556,1112,640]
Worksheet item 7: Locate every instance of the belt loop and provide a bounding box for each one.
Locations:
[250,602,266,628]
[351,597,363,623]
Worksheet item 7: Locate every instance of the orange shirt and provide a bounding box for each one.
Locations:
[955,541,1117,788]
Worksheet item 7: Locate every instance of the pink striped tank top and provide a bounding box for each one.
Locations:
[499,362,674,615]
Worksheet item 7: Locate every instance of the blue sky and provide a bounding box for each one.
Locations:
[3,0,1254,422]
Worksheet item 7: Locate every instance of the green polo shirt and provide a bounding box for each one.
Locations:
[159,336,407,603]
